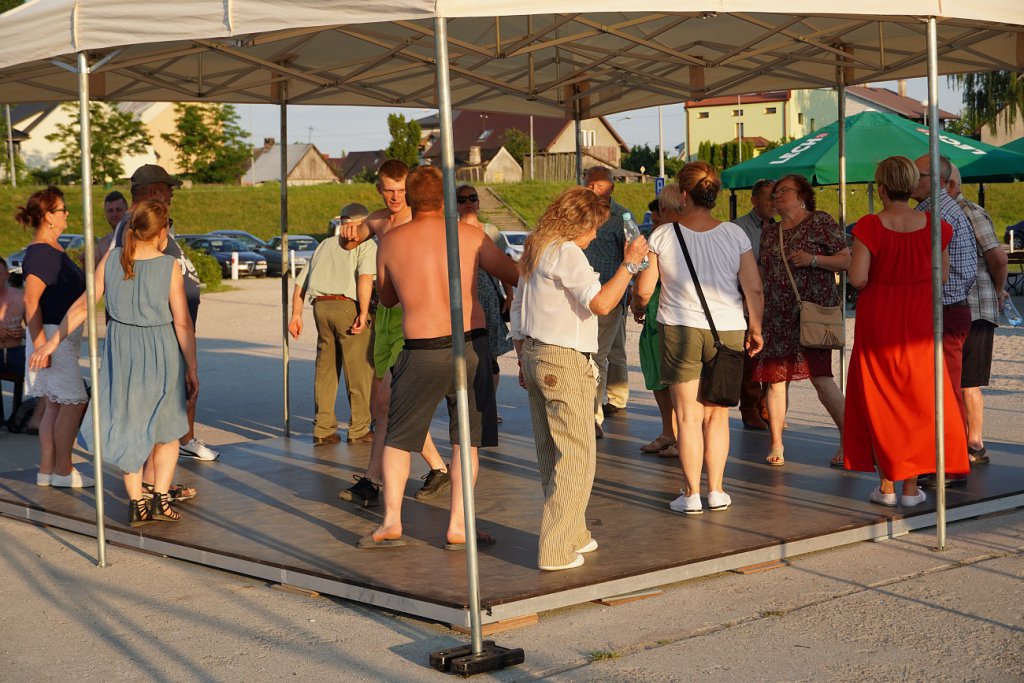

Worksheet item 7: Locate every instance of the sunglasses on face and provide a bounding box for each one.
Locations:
[457,195,479,204]
[771,187,797,199]
[52,207,70,214]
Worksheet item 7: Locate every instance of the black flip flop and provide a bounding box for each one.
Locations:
[968,446,990,466]
[444,532,497,551]
[357,535,407,549]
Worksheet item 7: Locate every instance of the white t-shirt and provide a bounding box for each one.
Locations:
[510,241,602,353]
[648,221,752,331]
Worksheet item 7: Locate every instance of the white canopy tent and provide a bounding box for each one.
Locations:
[1,4,1023,111]
[1,2,1020,667]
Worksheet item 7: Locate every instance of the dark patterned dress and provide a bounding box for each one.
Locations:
[753,210,847,383]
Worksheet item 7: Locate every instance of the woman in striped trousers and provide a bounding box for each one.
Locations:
[511,186,649,571]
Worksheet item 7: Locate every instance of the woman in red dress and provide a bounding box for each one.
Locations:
[844,156,968,507]
[754,174,850,466]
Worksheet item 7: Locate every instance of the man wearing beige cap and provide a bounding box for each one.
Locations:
[289,203,376,444]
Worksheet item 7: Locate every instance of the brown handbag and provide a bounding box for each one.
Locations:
[779,223,845,350]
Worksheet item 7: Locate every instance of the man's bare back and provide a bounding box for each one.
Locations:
[378,210,517,340]
[0,285,25,349]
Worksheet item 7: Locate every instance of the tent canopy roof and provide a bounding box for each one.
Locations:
[0,3,1022,118]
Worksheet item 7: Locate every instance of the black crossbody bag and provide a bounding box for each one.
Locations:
[672,223,745,407]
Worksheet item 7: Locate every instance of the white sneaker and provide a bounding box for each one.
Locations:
[578,538,599,554]
[708,490,732,511]
[180,439,219,461]
[51,469,94,488]
[669,492,703,515]
[869,487,897,507]
[901,490,927,508]
[37,473,52,486]
[539,554,585,571]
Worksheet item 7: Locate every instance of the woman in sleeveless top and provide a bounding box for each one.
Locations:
[31,200,199,527]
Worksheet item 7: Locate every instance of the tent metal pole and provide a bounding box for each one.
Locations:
[837,62,848,392]
[927,17,947,551]
[77,51,107,567]
[574,106,583,185]
[434,16,484,655]
[5,103,15,187]
[279,85,290,437]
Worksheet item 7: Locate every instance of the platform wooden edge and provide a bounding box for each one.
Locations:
[3,494,1022,629]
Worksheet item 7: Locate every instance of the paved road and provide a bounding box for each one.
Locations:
[1,278,1021,681]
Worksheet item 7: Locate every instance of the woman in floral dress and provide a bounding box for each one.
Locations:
[753,174,850,467]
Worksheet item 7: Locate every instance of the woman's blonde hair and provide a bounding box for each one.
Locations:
[677,161,721,209]
[519,186,609,278]
[875,156,919,202]
[121,199,168,280]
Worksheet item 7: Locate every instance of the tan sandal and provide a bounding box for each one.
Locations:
[657,444,679,458]
[830,452,845,468]
[766,449,785,466]
[641,435,676,453]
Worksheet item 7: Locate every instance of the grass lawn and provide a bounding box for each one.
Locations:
[3,180,1021,258]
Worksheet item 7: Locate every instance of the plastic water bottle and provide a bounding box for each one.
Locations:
[1003,298,1022,327]
[622,212,649,271]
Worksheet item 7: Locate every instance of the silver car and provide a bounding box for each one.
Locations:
[496,230,529,262]
[259,235,319,277]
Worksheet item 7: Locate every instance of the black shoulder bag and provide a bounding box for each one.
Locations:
[672,223,745,407]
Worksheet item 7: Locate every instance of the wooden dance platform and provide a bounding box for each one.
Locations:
[1,409,1022,629]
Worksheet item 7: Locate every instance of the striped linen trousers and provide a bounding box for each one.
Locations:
[521,338,597,567]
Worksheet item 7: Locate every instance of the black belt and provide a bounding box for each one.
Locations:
[404,329,487,350]
[943,299,967,309]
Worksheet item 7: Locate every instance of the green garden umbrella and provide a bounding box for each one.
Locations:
[721,111,1024,189]
[1001,136,1024,156]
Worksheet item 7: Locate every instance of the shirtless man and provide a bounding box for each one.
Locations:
[337,160,448,507]
[0,257,27,419]
[358,166,518,549]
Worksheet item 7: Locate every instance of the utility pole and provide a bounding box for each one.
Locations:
[5,104,15,187]
[658,106,665,178]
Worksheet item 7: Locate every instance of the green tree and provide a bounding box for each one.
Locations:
[385,113,421,167]
[502,127,536,165]
[162,103,250,184]
[621,144,658,174]
[45,101,151,184]
[0,0,25,13]
[950,71,1024,135]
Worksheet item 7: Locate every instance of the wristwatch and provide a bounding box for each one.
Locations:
[624,262,640,275]
[811,254,819,269]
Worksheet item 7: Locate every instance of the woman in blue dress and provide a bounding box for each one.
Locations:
[31,200,199,527]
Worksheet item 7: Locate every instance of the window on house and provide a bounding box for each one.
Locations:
[764,107,777,114]
[581,130,596,146]
[798,112,804,124]
[477,129,493,141]
[732,109,744,116]
[810,118,816,132]
[698,112,710,119]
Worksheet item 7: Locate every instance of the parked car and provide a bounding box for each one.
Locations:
[1005,219,1024,250]
[177,234,268,278]
[258,235,319,277]
[496,230,528,262]
[209,230,268,252]
[638,210,654,237]
[6,233,87,287]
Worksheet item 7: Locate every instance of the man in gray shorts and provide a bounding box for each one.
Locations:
[358,166,518,550]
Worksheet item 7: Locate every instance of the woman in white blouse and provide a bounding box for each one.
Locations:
[511,186,648,572]
[634,162,764,515]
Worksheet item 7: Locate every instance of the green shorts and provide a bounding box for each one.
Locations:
[660,323,745,384]
[373,304,405,379]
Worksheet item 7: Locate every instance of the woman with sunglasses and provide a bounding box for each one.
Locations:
[753,174,850,467]
[15,186,91,488]
[456,185,514,412]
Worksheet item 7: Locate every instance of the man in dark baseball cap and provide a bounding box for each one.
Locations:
[130,164,183,188]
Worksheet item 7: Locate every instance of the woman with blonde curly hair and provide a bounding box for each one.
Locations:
[511,186,648,571]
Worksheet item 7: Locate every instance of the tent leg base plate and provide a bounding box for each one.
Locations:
[429,640,525,676]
